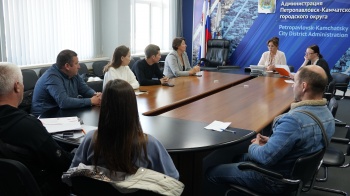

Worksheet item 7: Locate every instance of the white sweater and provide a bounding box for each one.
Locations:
[103,66,140,90]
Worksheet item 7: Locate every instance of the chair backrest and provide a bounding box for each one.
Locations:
[79,63,89,75]
[92,60,109,78]
[0,158,42,196]
[331,72,350,92]
[71,176,160,196]
[19,69,39,113]
[204,39,230,67]
[327,97,338,117]
[290,148,325,185]
[39,67,49,77]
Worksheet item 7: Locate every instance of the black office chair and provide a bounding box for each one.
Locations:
[331,72,350,99]
[92,60,109,79]
[312,97,348,195]
[79,63,89,76]
[70,176,160,196]
[18,69,39,113]
[198,39,230,71]
[0,158,42,196]
[38,67,50,77]
[225,149,325,196]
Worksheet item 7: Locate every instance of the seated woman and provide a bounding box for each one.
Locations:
[163,37,200,78]
[258,37,287,71]
[102,45,139,90]
[70,79,179,179]
[300,44,333,84]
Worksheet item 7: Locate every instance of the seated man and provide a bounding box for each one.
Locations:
[0,63,73,196]
[132,44,169,85]
[206,65,335,194]
[32,49,101,116]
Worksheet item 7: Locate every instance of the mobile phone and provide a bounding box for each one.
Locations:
[196,74,202,77]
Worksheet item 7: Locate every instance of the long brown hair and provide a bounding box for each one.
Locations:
[103,45,130,73]
[93,79,149,173]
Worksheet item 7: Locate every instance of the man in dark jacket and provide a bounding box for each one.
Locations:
[0,62,73,196]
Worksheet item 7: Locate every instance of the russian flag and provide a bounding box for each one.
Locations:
[198,1,207,65]
[198,0,211,65]
[205,1,212,47]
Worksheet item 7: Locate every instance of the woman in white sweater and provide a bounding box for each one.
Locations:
[103,45,140,90]
[258,37,287,71]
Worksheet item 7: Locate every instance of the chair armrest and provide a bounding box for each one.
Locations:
[331,137,350,144]
[238,162,283,179]
[335,121,348,127]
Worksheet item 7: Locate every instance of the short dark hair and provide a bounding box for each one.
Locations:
[56,49,77,69]
[144,44,160,59]
[298,66,328,94]
[172,37,185,50]
[267,37,279,47]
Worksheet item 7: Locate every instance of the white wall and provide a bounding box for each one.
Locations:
[100,0,131,60]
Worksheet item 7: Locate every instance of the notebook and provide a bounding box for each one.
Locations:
[275,65,290,77]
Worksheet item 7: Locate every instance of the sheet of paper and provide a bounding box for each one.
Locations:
[135,91,148,96]
[205,120,231,132]
[284,79,295,84]
[40,116,82,133]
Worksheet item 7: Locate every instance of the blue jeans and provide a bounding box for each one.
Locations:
[206,154,287,195]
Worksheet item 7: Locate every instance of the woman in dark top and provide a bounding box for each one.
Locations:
[301,44,333,83]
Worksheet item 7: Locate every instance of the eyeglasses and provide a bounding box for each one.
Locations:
[305,52,315,55]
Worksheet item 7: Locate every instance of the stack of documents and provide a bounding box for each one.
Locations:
[39,116,82,134]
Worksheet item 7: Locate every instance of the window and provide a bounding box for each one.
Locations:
[130,0,175,54]
[0,0,99,67]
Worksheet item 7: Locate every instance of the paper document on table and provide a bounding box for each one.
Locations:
[135,91,148,96]
[205,120,231,132]
[40,116,82,133]
[284,79,295,84]
[275,65,290,77]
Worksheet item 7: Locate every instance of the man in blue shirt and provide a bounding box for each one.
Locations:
[32,50,101,116]
[132,44,169,86]
[206,65,335,194]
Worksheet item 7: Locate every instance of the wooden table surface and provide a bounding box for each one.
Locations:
[136,71,252,115]
[161,76,295,132]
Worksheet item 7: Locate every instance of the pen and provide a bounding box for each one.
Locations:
[81,129,86,135]
[223,129,236,134]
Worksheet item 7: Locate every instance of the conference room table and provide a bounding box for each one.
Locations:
[136,71,252,115]
[161,75,296,133]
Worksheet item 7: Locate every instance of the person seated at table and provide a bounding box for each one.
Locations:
[103,45,139,89]
[163,37,200,78]
[258,37,287,71]
[206,65,334,195]
[32,49,101,117]
[0,62,73,196]
[132,44,169,86]
[70,79,179,179]
[299,44,333,84]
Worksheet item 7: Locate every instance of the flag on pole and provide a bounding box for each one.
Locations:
[198,0,212,66]
[215,0,222,38]
[205,0,212,46]
[198,0,207,64]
